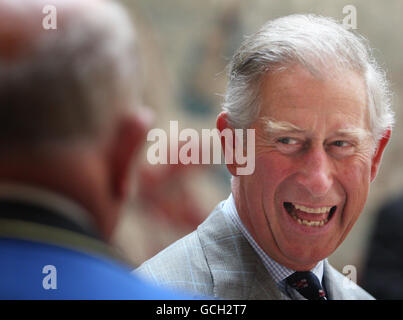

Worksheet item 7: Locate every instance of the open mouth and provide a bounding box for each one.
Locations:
[283,202,337,227]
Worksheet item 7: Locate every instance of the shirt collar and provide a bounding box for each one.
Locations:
[222,193,324,291]
[0,183,97,234]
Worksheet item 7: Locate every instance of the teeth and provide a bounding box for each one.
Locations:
[294,204,332,214]
[285,202,334,227]
[293,214,328,227]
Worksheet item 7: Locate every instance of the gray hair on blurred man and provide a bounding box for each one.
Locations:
[137,14,393,300]
[0,0,187,299]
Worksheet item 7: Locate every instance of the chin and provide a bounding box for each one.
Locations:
[282,242,335,269]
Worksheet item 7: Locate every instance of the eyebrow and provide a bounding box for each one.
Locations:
[261,117,305,134]
[333,128,372,141]
[261,117,371,141]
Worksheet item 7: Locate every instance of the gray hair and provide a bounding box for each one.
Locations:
[0,0,138,149]
[222,14,394,144]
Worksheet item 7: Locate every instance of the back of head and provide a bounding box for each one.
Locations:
[0,0,146,239]
[0,0,139,152]
[223,14,394,144]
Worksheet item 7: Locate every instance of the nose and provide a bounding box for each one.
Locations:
[295,146,333,198]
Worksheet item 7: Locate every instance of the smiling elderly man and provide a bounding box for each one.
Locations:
[136,14,394,300]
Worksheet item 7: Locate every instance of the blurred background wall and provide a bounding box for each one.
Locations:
[111,0,403,287]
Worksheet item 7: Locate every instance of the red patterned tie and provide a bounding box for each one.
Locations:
[286,271,327,300]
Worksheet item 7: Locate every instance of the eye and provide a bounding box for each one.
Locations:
[328,140,355,157]
[275,137,303,154]
[277,137,299,145]
[332,140,349,147]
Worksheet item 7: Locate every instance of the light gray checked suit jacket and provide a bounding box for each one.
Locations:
[136,202,374,300]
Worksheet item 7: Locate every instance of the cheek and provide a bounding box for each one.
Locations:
[339,157,372,214]
[242,153,292,214]
[246,153,298,221]
[254,152,296,183]
[342,156,372,187]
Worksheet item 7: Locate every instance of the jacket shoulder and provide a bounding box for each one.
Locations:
[325,262,375,300]
[135,228,214,297]
[136,203,262,299]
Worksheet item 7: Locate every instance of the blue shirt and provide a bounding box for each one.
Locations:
[0,184,191,300]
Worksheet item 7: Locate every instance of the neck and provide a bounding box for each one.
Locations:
[0,149,115,240]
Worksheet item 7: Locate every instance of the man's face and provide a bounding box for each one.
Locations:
[236,64,376,270]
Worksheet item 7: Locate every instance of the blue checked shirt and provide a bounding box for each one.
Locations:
[222,194,324,296]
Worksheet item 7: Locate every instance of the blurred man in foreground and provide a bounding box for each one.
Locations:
[137,14,393,300]
[0,0,187,299]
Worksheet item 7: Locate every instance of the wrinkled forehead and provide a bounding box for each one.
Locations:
[258,63,369,129]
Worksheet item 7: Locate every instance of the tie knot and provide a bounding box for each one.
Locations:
[286,271,327,300]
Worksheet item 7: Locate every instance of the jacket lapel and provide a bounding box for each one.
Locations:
[323,259,345,299]
[248,259,286,300]
[198,204,285,300]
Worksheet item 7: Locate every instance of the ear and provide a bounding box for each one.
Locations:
[216,111,239,176]
[108,111,151,201]
[370,128,391,182]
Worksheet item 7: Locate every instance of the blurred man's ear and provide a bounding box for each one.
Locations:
[370,128,391,182]
[216,111,238,176]
[109,110,152,202]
